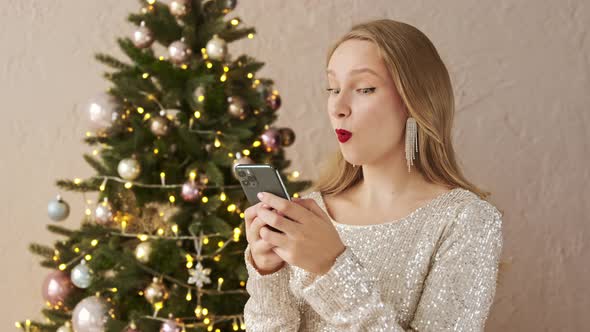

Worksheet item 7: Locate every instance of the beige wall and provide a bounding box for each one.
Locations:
[2,0,588,330]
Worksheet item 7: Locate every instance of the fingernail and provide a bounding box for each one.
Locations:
[257,192,264,199]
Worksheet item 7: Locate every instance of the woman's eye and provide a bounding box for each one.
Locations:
[326,88,339,95]
[325,87,376,95]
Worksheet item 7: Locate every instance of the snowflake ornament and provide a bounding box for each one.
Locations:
[187,262,211,288]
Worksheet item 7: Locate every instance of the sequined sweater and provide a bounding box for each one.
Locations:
[243,188,503,331]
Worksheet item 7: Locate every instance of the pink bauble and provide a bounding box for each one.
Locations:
[42,270,74,307]
[160,319,181,332]
[261,128,281,151]
[181,180,202,202]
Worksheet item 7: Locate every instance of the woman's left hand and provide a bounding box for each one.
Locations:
[255,192,346,276]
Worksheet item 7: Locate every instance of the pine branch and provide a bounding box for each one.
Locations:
[46,224,75,237]
[41,308,71,324]
[55,177,101,192]
[95,53,133,70]
[28,243,55,259]
[83,153,111,174]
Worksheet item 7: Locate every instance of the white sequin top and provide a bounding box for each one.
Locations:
[243,188,503,331]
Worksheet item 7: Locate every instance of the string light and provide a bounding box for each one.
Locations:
[220,74,227,82]
[248,33,254,39]
[137,107,145,114]
[206,62,213,69]
[247,73,253,79]
[202,196,209,203]
[214,137,221,147]
[230,18,239,26]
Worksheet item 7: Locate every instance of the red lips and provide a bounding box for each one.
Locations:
[335,129,352,143]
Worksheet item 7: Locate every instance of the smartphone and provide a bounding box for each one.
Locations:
[235,163,291,233]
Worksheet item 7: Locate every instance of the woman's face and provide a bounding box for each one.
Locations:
[326,39,408,166]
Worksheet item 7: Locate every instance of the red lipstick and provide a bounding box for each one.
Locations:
[335,129,352,143]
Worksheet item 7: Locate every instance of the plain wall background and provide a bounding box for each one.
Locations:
[2,0,588,330]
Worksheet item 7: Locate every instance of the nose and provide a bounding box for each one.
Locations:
[329,96,351,119]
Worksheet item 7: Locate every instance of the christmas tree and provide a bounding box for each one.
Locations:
[17,0,311,331]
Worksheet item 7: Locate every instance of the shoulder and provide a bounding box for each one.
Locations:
[447,189,503,239]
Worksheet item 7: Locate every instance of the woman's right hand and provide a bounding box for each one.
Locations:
[244,202,286,275]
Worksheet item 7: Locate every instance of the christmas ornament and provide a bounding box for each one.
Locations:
[221,0,238,13]
[256,82,272,99]
[205,34,227,61]
[117,157,141,181]
[150,115,171,136]
[94,198,114,225]
[134,241,152,263]
[140,202,180,236]
[187,262,212,288]
[132,21,154,48]
[279,127,296,147]
[56,322,73,332]
[266,91,281,112]
[227,95,248,118]
[168,38,192,65]
[181,180,202,202]
[192,85,206,104]
[123,322,141,332]
[42,270,74,307]
[169,0,190,17]
[71,260,93,289]
[85,92,119,136]
[48,195,70,221]
[198,173,209,186]
[144,277,169,304]
[261,128,281,151]
[163,109,182,126]
[141,4,156,14]
[160,317,181,332]
[72,295,109,332]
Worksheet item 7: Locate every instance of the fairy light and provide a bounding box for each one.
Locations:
[100,177,107,191]
[86,131,93,137]
[91,239,98,246]
[217,241,224,248]
[239,212,245,218]
[204,318,211,325]
[84,254,92,261]
[58,263,66,270]
[214,137,221,148]
[202,236,209,245]
[124,182,133,189]
[159,56,165,61]
[248,33,254,39]
[252,140,261,147]
[206,62,213,69]
[147,0,156,4]
[121,221,127,232]
[142,73,149,79]
[143,113,151,121]
[202,196,208,203]
[194,304,202,317]
[242,149,250,156]
[227,204,236,212]
[232,320,239,330]
[194,110,201,118]
[85,208,92,216]
[230,18,239,26]
[171,224,178,235]
[137,107,145,114]
[138,234,149,241]
[220,73,227,82]
[154,148,159,154]
[217,277,224,290]
[186,289,192,301]
[160,172,166,185]
[291,171,300,178]
[186,254,193,268]
[74,247,80,253]
[169,195,176,203]
[92,149,99,155]
[223,66,229,72]
[293,193,300,198]
[181,64,188,70]
[220,192,226,201]
[157,228,164,236]
[74,178,82,185]
[213,255,221,262]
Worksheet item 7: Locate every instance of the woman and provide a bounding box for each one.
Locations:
[243,19,503,331]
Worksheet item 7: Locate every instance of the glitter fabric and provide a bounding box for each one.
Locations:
[243,188,503,331]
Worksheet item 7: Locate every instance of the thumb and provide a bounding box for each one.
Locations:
[294,198,330,223]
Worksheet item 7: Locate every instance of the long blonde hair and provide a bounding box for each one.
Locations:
[306,19,491,201]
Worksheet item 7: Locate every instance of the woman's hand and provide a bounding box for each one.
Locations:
[255,192,346,276]
[244,202,286,275]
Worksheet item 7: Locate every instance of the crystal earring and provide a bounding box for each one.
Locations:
[405,117,418,173]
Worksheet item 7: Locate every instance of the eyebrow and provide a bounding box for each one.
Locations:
[326,67,382,80]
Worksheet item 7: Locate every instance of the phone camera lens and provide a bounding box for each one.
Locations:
[237,170,247,177]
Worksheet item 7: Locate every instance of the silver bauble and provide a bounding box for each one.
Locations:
[134,241,152,263]
[48,195,70,221]
[86,92,119,135]
[160,318,181,332]
[94,199,114,225]
[72,296,109,332]
[117,157,142,181]
[132,21,154,48]
[169,0,190,17]
[71,260,93,289]
[227,96,247,118]
[205,34,227,61]
[150,116,171,136]
[144,277,169,304]
[168,39,192,65]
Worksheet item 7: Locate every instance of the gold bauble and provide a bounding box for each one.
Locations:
[144,277,169,304]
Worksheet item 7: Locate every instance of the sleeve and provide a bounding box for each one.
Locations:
[243,243,302,331]
[298,199,503,332]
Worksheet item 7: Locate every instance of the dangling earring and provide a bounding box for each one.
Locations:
[405,117,418,173]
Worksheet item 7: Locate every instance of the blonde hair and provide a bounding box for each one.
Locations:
[306,19,491,201]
